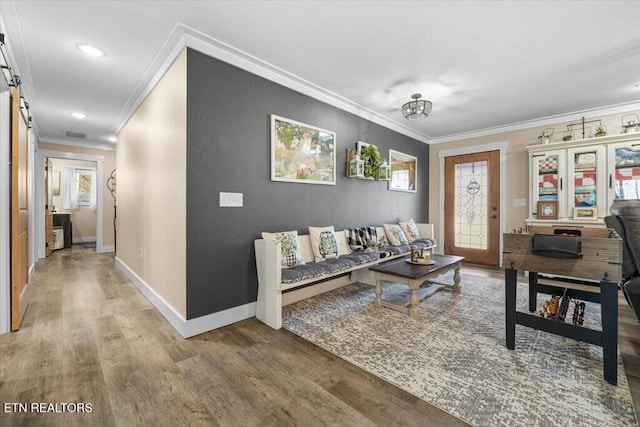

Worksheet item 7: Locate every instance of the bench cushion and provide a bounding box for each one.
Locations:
[281,263,327,284]
[384,244,411,255]
[339,251,380,265]
[317,258,358,273]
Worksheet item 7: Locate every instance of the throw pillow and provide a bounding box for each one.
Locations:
[399,218,420,242]
[261,230,306,268]
[383,223,409,246]
[347,227,378,252]
[309,226,339,262]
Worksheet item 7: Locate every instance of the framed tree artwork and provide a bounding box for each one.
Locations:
[270,115,336,185]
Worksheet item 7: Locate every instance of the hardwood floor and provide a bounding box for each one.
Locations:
[1,251,638,426]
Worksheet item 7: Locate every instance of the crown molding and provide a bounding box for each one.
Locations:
[429,101,640,145]
[113,23,432,144]
[38,137,115,152]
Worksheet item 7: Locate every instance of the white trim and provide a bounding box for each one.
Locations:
[36,149,109,257]
[114,23,432,145]
[98,245,115,254]
[72,236,96,244]
[115,257,255,338]
[438,141,508,265]
[430,102,640,145]
[0,89,10,334]
[114,24,640,148]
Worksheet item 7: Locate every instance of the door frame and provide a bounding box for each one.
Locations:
[36,149,106,258]
[438,141,508,266]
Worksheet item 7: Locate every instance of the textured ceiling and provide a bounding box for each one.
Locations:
[1,0,639,147]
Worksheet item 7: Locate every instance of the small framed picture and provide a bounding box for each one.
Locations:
[573,207,598,220]
[537,201,558,220]
[411,248,423,262]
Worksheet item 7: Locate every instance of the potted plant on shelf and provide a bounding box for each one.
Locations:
[360,144,382,179]
[595,125,607,137]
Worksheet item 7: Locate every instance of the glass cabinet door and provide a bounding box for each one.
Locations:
[608,141,640,206]
[531,150,565,219]
[567,146,606,219]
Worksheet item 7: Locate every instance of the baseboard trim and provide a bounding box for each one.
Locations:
[73,236,96,244]
[97,245,115,253]
[114,257,256,338]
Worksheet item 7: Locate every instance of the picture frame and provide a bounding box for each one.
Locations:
[573,206,598,220]
[388,149,417,192]
[411,248,423,262]
[270,115,336,185]
[537,200,558,220]
[52,170,60,195]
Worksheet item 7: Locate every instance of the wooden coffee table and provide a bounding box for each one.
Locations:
[369,254,464,319]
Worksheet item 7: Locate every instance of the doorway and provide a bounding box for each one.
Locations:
[36,149,107,259]
[439,143,507,267]
[46,158,99,253]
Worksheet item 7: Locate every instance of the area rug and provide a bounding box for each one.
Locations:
[282,273,638,427]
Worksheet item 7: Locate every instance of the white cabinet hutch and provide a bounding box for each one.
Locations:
[527,134,640,227]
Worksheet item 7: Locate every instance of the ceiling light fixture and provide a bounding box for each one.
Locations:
[70,112,87,119]
[107,136,117,142]
[76,43,106,57]
[402,93,432,120]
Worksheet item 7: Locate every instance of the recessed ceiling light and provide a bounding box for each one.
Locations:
[107,136,117,142]
[70,112,87,119]
[76,43,106,57]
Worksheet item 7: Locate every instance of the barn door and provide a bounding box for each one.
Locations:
[10,87,30,330]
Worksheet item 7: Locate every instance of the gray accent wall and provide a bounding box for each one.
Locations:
[186,48,429,319]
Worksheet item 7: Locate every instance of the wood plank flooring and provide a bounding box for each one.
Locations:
[1,249,639,426]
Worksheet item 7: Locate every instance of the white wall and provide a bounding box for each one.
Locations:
[117,49,187,319]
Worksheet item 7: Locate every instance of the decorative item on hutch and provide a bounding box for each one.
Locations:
[594,125,607,137]
[622,114,640,134]
[562,130,574,141]
[538,128,554,144]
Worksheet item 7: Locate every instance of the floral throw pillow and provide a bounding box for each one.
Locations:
[309,226,339,262]
[399,218,420,243]
[261,231,306,268]
[383,223,409,246]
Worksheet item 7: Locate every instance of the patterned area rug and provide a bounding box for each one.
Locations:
[282,273,638,427]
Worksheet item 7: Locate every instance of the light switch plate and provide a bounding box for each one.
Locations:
[220,192,243,207]
[513,198,527,207]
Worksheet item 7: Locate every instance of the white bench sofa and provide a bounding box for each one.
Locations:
[254,223,435,329]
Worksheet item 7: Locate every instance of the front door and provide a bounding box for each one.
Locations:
[444,150,500,266]
[10,87,30,330]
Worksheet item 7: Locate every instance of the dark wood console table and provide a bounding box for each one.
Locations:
[503,226,622,385]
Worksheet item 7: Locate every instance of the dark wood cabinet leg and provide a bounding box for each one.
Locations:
[601,279,618,385]
[505,268,517,350]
